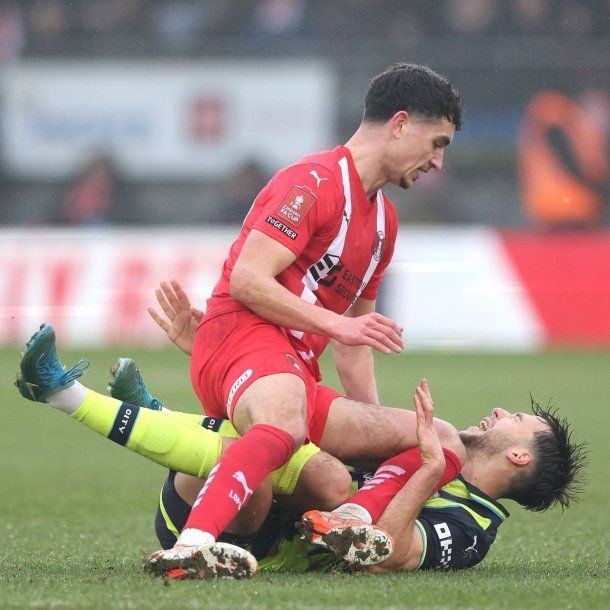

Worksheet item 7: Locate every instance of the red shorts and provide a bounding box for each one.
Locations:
[190,309,340,445]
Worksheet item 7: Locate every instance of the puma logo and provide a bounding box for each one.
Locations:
[464,535,478,557]
[309,170,328,187]
[229,470,254,510]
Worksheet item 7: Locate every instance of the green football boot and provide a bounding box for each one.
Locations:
[107,357,164,411]
[15,323,89,402]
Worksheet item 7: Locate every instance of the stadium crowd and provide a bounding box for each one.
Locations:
[0,0,608,228]
[1,0,607,61]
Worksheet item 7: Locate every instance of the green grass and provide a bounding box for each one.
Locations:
[1,346,608,609]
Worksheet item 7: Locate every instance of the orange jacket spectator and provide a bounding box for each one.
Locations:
[518,90,608,227]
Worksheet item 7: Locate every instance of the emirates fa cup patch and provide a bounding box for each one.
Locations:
[276,187,315,227]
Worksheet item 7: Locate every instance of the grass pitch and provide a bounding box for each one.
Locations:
[0,345,608,609]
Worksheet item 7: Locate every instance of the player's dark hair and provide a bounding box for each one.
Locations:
[505,398,587,512]
[363,63,462,130]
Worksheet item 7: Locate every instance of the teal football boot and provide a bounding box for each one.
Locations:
[107,357,164,411]
[15,323,89,402]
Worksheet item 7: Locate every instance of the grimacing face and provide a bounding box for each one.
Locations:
[389,115,455,190]
[459,407,550,453]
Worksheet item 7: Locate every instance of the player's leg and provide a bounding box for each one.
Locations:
[231,382,395,569]
[17,336,322,501]
[15,323,258,579]
[156,471,280,579]
[278,448,351,512]
[158,449,393,568]
[319,396,463,468]
[168,308,320,558]
[177,372,307,545]
[172,472,272,537]
[298,381,463,565]
[154,447,332,549]
[15,330,223,479]
[108,357,212,428]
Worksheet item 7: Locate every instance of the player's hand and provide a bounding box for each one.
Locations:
[332,312,403,354]
[147,279,204,356]
[414,379,445,470]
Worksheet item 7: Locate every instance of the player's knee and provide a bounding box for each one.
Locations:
[234,373,308,447]
[307,453,352,510]
[285,424,307,449]
[316,464,352,510]
[259,410,307,449]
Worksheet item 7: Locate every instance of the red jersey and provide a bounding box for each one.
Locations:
[206,145,398,364]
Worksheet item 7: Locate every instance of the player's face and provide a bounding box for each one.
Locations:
[460,407,549,451]
[388,116,455,190]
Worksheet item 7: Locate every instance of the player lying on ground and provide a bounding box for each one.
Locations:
[16,321,585,577]
[124,368,507,574]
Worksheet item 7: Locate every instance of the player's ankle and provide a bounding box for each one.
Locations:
[47,382,88,415]
[332,503,373,524]
[176,528,215,547]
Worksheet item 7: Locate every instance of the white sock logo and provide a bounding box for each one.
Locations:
[193,463,219,508]
[229,470,254,510]
[359,465,406,491]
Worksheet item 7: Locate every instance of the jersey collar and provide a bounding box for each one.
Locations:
[459,476,511,521]
[339,145,379,206]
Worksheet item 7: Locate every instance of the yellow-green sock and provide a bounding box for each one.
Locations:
[173,412,206,426]
[70,390,318,496]
[71,390,221,478]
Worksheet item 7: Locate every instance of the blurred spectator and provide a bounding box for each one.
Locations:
[3,0,609,230]
[509,0,551,35]
[57,156,122,226]
[518,90,609,229]
[211,160,268,223]
[248,0,312,39]
[27,0,66,40]
[443,0,499,35]
[0,0,23,65]
[152,1,211,53]
[385,1,425,51]
[151,2,246,54]
[77,0,143,33]
[14,0,610,56]
[557,1,594,37]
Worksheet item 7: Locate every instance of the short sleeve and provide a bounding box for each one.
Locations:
[360,198,398,300]
[251,164,342,258]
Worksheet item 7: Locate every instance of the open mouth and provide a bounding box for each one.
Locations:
[479,417,491,431]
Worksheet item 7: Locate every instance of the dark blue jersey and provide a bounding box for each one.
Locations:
[415,476,509,570]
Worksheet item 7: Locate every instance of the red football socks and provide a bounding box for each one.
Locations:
[183,423,295,538]
[348,447,462,523]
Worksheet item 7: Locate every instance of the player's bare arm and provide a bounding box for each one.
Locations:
[331,298,380,404]
[371,380,446,573]
[231,230,404,354]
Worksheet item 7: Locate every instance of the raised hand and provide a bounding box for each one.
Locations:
[413,379,445,469]
[147,279,204,355]
[332,312,404,354]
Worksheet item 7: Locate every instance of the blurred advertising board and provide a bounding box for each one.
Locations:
[1,61,335,179]
[2,227,610,348]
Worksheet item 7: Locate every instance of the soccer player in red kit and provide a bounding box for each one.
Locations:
[149,63,462,578]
